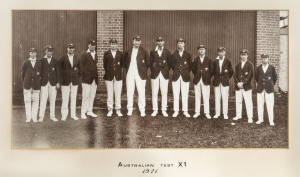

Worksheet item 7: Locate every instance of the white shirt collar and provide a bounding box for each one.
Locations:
[155,46,164,51]
[44,55,52,59]
[217,56,224,60]
[178,48,184,53]
[262,63,269,68]
[29,58,36,61]
[87,49,96,54]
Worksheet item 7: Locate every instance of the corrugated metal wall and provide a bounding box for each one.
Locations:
[12,10,97,93]
[124,11,256,94]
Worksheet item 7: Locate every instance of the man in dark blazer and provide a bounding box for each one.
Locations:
[103,38,124,117]
[38,45,60,122]
[59,43,81,121]
[192,45,214,119]
[255,54,277,126]
[171,38,192,118]
[212,47,234,119]
[21,48,42,123]
[124,35,150,117]
[232,49,254,123]
[149,36,172,117]
[80,40,98,119]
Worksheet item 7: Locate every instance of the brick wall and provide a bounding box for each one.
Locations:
[256,11,280,92]
[97,11,124,92]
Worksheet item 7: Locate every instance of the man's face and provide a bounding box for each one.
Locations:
[156,40,165,48]
[240,53,248,61]
[110,43,118,50]
[67,46,75,54]
[218,51,225,58]
[45,49,53,58]
[29,51,37,59]
[133,39,141,48]
[88,44,96,51]
[198,48,206,55]
[177,42,185,49]
[262,57,269,64]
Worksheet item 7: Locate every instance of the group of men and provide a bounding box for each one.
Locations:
[21,35,277,126]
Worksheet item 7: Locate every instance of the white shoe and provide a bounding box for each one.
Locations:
[71,116,79,120]
[233,117,242,121]
[223,114,228,119]
[127,110,133,116]
[81,114,87,119]
[193,113,200,118]
[61,117,67,121]
[26,119,30,123]
[256,120,263,124]
[162,111,168,117]
[270,122,275,126]
[140,111,146,117]
[151,111,158,117]
[213,114,220,118]
[50,117,58,122]
[107,110,113,117]
[87,112,97,118]
[33,119,38,123]
[205,114,211,119]
[116,110,123,117]
[38,117,44,122]
[184,111,190,118]
[248,118,253,123]
[172,111,179,117]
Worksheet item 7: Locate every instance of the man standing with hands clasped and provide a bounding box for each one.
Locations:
[124,35,150,117]
[80,40,98,119]
[232,49,254,123]
[149,36,172,117]
[171,38,192,118]
[212,47,234,119]
[255,54,277,126]
[191,45,214,119]
[39,45,60,122]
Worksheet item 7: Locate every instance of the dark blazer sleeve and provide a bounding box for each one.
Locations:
[123,51,128,72]
[144,49,150,69]
[166,50,172,70]
[58,56,64,83]
[228,60,234,78]
[242,63,253,85]
[254,67,259,83]
[191,60,196,75]
[21,61,27,81]
[103,52,108,71]
[55,59,60,84]
[149,50,155,71]
[233,64,239,83]
[209,59,214,77]
[188,53,192,71]
[120,52,124,68]
[272,66,277,84]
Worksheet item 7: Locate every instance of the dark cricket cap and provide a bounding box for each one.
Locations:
[197,45,206,50]
[133,35,141,40]
[29,48,37,52]
[156,36,164,41]
[109,38,118,44]
[88,40,97,45]
[44,45,54,51]
[240,49,249,54]
[177,38,185,43]
[261,54,269,58]
[217,47,226,52]
[67,43,75,48]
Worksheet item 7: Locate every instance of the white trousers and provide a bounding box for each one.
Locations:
[214,84,229,115]
[235,89,253,118]
[126,72,146,112]
[151,72,169,111]
[61,84,78,118]
[39,82,57,118]
[105,77,123,110]
[81,80,97,114]
[172,76,190,112]
[24,88,40,121]
[194,79,210,114]
[257,90,274,124]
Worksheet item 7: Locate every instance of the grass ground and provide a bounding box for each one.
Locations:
[12,92,288,148]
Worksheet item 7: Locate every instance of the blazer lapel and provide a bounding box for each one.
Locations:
[108,50,114,59]
[221,58,227,73]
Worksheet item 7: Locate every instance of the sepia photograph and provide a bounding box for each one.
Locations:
[12,10,289,149]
